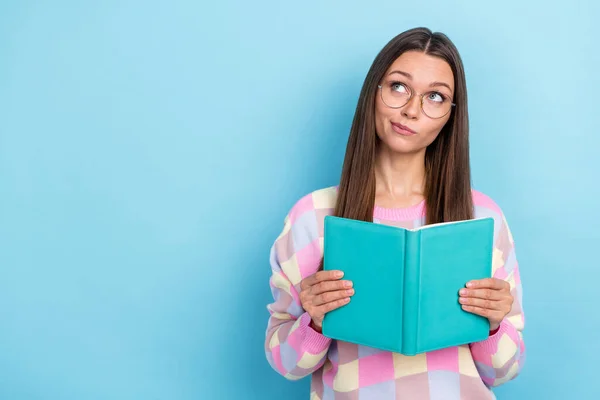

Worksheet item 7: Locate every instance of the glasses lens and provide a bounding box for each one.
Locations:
[422,92,452,119]
[381,82,410,108]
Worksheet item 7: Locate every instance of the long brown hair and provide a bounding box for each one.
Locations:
[319,28,473,269]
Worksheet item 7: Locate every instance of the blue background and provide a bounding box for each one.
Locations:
[1,1,598,399]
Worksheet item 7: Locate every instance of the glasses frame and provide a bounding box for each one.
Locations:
[377,83,456,119]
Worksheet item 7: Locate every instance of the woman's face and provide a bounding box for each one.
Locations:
[375,50,455,154]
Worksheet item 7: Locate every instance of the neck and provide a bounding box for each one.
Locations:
[374,144,427,207]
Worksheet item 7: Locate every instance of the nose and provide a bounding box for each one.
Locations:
[401,95,420,120]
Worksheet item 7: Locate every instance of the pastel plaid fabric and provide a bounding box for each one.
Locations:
[265,186,525,399]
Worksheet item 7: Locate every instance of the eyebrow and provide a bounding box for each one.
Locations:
[388,70,453,93]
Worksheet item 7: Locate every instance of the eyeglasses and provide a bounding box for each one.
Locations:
[377,80,455,119]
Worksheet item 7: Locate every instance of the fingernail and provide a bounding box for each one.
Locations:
[459,289,467,296]
[466,282,473,288]
[344,281,352,288]
[336,271,344,278]
[346,289,354,295]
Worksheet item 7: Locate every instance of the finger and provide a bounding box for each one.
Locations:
[313,288,355,306]
[459,288,504,301]
[310,279,352,296]
[320,297,351,314]
[459,297,505,311]
[461,305,504,320]
[467,278,507,290]
[304,270,344,288]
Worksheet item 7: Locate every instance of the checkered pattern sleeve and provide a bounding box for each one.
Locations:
[264,193,333,380]
[469,210,526,387]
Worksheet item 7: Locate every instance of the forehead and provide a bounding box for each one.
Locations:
[385,50,454,90]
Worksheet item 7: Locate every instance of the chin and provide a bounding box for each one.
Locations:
[380,134,423,154]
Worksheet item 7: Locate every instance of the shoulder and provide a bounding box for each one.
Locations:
[283,185,338,226]
[471,188,514,244]
[276,185,337,252]
[471,188,504,219]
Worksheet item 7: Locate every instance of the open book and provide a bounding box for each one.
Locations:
[321,215,494,356]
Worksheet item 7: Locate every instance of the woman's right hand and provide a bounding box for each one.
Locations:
[299,270,354,332]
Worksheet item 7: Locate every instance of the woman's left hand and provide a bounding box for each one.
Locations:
[459,278,513,332]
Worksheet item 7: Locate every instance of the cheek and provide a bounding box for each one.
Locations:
[420,116,451,144]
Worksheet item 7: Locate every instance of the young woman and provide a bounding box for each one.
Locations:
[265,27,525,399]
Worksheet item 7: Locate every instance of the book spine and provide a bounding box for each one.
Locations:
[402,229,421,355]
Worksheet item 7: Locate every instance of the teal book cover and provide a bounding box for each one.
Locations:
[321,215,494,356]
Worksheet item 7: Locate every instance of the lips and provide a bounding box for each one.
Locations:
[391,122,416,136]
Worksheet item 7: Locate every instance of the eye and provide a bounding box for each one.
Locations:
[427,92,446,103]
[390,82,409,94]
